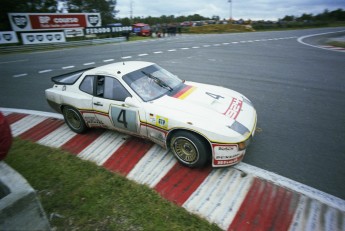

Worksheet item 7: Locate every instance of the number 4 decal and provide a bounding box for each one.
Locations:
[206,92,224,100]
[117,109,128,128]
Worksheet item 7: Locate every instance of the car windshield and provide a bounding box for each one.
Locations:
[123,64,183,101]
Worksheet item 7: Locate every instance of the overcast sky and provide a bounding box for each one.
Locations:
[115,0,345,20]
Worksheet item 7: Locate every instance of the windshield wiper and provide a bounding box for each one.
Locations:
[142,71,173,91]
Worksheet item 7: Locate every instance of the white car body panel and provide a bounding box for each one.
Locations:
[45,61,257,167]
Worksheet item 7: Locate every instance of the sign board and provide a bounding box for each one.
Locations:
[8,13,101,31]
[64,28,84,37]
[85,26,132,35]
[21,32,66,44]
[0,31,18,44]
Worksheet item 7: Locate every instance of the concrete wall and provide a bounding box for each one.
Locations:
[0,162,50,231]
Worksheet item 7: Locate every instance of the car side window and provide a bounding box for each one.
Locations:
[80,76,94,95]
[101,76,131,101]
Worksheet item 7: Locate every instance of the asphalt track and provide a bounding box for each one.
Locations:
[0,27,345,202]
[2,108,345,231]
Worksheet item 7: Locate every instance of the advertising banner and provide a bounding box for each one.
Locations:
[64,28,84,37]
[8,13,101,31]
[85,26,132,35]
[0,31,18,44]
[21,32,66,44]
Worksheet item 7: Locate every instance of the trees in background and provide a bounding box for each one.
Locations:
[1,0,344,31]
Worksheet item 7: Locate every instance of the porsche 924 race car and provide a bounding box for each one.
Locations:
[45,61,257,168]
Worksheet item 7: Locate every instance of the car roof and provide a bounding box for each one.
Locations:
[85,61,154,77]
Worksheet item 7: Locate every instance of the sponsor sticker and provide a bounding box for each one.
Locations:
[156,115,169,129]
[223,97,243,120]
[0,31,18,44]
[213,144,240,160]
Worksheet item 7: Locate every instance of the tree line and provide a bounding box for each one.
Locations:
[1,0,344,31]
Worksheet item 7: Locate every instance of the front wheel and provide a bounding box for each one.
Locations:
[170,131,210,168]
[62,106,87,134]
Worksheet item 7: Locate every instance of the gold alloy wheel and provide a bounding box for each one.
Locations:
[173,137,198,164]
[65,108,82,130]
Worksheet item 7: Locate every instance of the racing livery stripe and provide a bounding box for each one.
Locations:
[154,163,212,206]
[62,129,104,155]
[172,85,197,99]
[228,178,299,231]
[103,137,154,176]
[19,118,64,142]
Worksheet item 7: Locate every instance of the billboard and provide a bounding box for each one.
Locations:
[85,26,132,35]
[0,31,18,44]
[8,13,101,31]
[21,32,66,44]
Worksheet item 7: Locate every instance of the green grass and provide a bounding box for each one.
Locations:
[5,138,221,231]
[327,41,345,48]
[185,24,254,34]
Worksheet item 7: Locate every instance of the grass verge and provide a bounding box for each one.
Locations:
[327,41,345,48]
[5,138,221,231]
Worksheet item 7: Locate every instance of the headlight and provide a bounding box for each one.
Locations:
[238,136,252,150]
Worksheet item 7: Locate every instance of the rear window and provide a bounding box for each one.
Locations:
[51,67,94,85]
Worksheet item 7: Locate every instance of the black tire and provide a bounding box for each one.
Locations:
[170,131,210,168]
[62,106,87,134]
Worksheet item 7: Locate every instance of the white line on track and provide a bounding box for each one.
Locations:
[180,47,189,50]
[167,49,176,52]
[62,65,74,69]
[38,69,52,74]
[0,59,28,65]
[138,53,148,56]
[83,62,95,66]
[153,51,163,54]
[13,73,28,78]
[297,30,345,52]
[121,56,132,59]
[103,59,114,62]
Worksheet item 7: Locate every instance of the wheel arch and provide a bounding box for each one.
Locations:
[166,128,212,154]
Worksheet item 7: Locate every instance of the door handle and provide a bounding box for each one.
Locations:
[93,102,103,106]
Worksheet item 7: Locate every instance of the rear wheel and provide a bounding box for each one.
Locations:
[170,131,210,168]
[62,106,87,134]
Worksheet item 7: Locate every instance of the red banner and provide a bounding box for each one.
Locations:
[30,14,87,29]
[8,13,101,31]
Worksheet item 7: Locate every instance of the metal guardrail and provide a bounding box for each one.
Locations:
[0,37,126,54]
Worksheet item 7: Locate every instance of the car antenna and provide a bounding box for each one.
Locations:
[118,34,125,65]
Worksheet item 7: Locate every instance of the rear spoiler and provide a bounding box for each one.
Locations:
[51,67,95,85]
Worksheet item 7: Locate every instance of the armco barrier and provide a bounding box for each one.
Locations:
[0,162,51,230]
[0,37,125,54]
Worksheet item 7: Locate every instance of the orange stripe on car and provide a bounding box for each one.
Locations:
[173,85,197,99]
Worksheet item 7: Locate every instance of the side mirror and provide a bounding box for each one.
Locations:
[125,97,141,108]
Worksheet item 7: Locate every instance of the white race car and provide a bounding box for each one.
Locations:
[46,61,257,168]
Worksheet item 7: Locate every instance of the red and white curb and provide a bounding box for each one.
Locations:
[2,108,345,231]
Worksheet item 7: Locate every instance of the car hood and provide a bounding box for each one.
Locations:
[149,81,257,141]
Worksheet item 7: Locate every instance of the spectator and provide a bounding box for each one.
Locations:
[0,112,12,160]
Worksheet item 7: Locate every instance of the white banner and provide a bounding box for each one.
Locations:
[0,31,18,44]
[64,28,84,37]
[21,32,66,44]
